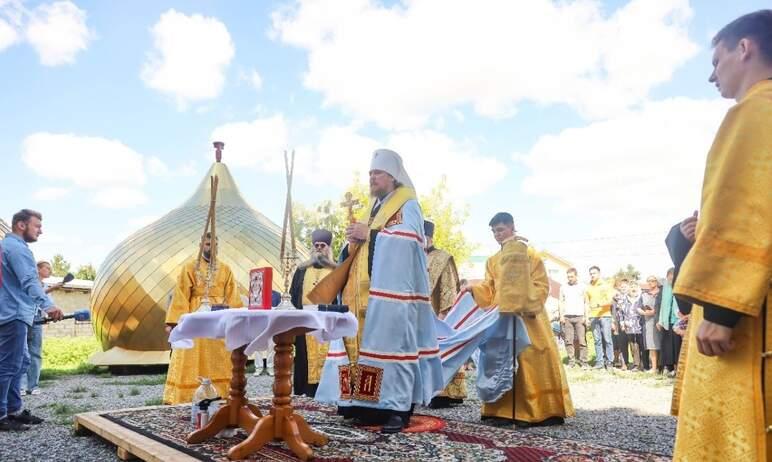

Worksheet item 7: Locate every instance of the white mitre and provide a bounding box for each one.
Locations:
[369,149,414,190]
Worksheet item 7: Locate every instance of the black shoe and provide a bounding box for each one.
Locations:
[429,397,452,409]
[381,415,406,434]
[351,417,370,426]
[483,417,513,427]
[516,416,565,428]
[9,410,44,425]
[539,416,565,426]
[0,417,30,432]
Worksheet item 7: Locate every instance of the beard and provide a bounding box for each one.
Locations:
[309,250,336,269]
[202,250,211,261]
[23,230,38,243]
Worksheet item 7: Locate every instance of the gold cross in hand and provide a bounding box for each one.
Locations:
[340,192,361,224]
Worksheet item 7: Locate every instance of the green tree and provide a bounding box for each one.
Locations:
[419,176,475,265]
[51,254,71,277]
[293,173,369,258]
[293,174,475,265]
[75,264,97,281]
[614,264,641,283]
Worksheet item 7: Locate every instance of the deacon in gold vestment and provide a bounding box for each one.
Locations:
[292,229,336,398]
[672,11,772,461]
[163,234,242,404]
[468,212,573,427]
[423,220,466,408]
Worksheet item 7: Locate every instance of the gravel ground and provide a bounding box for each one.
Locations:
[424,366,677,457]
[0,366,675,461]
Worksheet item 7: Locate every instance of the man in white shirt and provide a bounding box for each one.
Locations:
[558,268,589,368]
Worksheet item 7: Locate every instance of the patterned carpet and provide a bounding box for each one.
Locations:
[100,398,670,461]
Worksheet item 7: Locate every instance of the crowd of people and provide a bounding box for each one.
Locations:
[0,9,769,462]
[554,266,685,376]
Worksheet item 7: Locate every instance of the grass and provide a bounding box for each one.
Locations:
[50,403,91,425]
[40,337,104,378]
[564,368,603,383]
[129,387,141,396]
[144,398,164,406]
[104,375,166,386]
[39,363,104,380]
[70,385,87,393]
[90,391,99,398]
[51,403,76,416]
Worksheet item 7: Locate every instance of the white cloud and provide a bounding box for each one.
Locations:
[146,156,169,176]
[146,155,197,177]
[0,17,19,51]
[249,69,262,90]
[272,0,698,129]
[209,114,290,172]
[141,9,235,107]
[33,186,70,200]
[21,132,160,209]
[521,97,732,234]
[0,0,23,51]
[22,132,146,189]
[25,1,93,66]
[386,131,507,198]
[210,114,507,198]
[91,187,148,208]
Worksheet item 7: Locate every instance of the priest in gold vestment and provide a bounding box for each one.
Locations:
[424,220,466,408]
[672,11,772,461]
[292,229,336,398]
[163,234,242,404]
[468,212,573,427]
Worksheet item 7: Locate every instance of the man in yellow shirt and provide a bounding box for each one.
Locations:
[585,266,615,370]
[671,10,772,461]
[466,212,573,427]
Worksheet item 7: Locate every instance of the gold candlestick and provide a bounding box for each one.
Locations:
[276,149,297,310]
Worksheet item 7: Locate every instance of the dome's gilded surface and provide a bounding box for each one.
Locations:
[90,159,303,358]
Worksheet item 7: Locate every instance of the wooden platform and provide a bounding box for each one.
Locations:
[74,406,198,462]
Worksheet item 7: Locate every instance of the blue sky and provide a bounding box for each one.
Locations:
[0,0,766,278]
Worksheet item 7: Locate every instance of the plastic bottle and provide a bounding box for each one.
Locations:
[191,377,219,428]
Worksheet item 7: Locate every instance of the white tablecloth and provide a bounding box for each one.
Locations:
[169,308,358,356]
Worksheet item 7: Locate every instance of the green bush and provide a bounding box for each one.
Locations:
[41,336,101,377]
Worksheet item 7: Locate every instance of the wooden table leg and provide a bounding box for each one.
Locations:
[228,329,329,461]
[187,345,262,444]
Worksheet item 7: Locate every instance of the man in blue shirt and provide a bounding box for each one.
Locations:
[0,209,63,431]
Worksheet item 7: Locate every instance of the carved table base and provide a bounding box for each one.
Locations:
[187,328,328,461]
[187,346,263,445]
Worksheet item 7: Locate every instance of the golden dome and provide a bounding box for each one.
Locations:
[90,156,304,363]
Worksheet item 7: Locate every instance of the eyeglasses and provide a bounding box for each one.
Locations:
[313,243,328,249]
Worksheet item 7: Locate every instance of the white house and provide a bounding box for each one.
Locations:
[0,218,10,239]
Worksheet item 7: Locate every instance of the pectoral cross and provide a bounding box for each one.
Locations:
[340,192,361,224]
